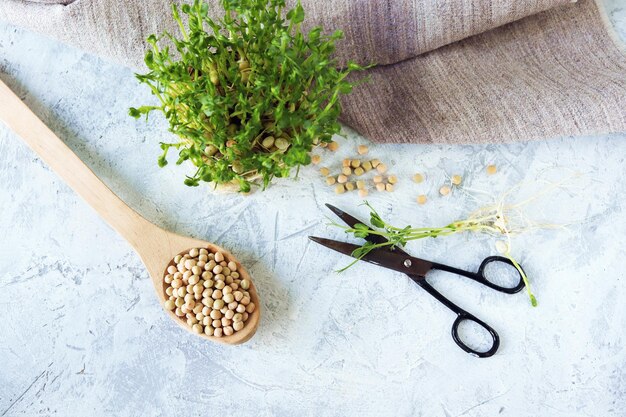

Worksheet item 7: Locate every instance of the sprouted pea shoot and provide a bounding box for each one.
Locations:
[331,201,539,306]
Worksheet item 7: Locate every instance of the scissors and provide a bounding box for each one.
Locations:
[309,204,526,358]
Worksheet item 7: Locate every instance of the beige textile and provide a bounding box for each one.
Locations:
[0,0,624,143]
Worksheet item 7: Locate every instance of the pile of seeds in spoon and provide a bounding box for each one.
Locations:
[163,247,255,338]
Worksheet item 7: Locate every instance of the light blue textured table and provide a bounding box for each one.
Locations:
[1,2,625,416]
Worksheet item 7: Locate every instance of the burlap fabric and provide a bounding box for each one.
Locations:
[1,0,624,143]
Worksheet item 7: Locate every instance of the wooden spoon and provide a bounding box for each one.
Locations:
[0,79,260,344]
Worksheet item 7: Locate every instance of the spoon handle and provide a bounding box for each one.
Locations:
[0,79,157,249]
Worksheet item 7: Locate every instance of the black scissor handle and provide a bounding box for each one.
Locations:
[451,311,500,358]
[475,256,525,294]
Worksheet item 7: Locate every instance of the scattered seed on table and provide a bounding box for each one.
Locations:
[354,167,365,176]
[337,174,348,184]
[356,180,366,190]
[311,155,321,165]
[417,194,428,205]
[376,183,386,192]
[342,167,352,176]
[439,185,451,196]
[371,159,381,168]
[451,174,462,185]
[413,173,424,183]
[362,161,373,172]
[357,145,369,155]
[359,189,369,198]
[388,175,398,184]
[351,159,361,168]
[385,183,394,192]
[373,175,383,183]
[345,182,355,191]
[487,164,497,175]
[320,167,330,176]
[326,176,336,185]
[342,158,351,167]
[377,163,388,174]
[335,184,346,194]
[328,141,339,151]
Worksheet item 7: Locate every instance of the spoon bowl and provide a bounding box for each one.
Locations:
[155,237,260,344]
[0,79,260,344]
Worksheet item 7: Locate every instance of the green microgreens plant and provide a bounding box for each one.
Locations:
[331,171,577,309]
[130,0,367,192]
[333,201,538,306]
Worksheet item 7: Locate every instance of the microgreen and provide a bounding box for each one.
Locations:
[130,0,367,191]
[331,201,539,306]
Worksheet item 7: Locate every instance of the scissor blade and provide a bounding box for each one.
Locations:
[309,236,433,277]
[325,204,388,245]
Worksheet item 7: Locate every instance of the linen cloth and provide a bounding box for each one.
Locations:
[1,0,624,143]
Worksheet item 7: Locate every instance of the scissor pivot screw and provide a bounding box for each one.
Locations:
[404,259,412,268]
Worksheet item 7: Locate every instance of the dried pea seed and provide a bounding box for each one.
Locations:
[358,189,369,198]
[275,138,290,150]
[311,155,321,165]
[233,321,244,331]
[385,183,394,192]
[371,159,381,168]
[240,279,250,290]
[350,159,361,168]
[417,194,428,205]
[362,161,373,172]
[337,175,348,184]
[357,145,369,155]
[439,185,451,196]
[376,183,386,192]
[376,163,388,174]
[345,182,355,192]
[326,176,336,186]
[215,252,224,263]
[388,175,398,184]
[320,167,330,176]
[451,175,462,185]
[164,300,176,311]
[328,141,339,151]
[354,167,365,176]
[373,175,383,183]
[342,167,352,176]
[487,164,497,175]
[335,184,346,194]
[356,180,366,190]
[342,158,351,167]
